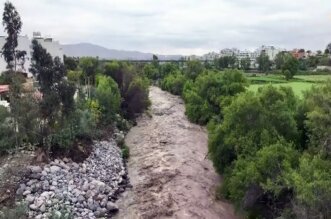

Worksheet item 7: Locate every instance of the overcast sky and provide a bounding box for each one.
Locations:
[0,0,330,55]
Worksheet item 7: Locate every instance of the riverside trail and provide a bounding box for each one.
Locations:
[115,86,238,219]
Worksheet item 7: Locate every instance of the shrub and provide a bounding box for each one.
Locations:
[160,70,187,95]
[94,75,121,123]
[290,154,331,218]
[223,141,299,218]
[121,144,130,160]
[0,106,15,154]
[104,62,150,120]
[208,86,299,173]
[183,69,247,124]
[122,76,150,119]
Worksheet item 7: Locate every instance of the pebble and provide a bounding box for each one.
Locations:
[18,139,127,218]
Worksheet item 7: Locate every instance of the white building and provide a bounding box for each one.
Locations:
[255,45,285,61]
[220,48,240,57]
[202,51,220,60]
[0,32,63,77]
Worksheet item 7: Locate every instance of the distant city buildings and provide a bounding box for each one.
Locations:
[0,32,63,76]
[186,45,327,69]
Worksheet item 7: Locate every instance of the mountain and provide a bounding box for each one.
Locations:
[62,43,182,60]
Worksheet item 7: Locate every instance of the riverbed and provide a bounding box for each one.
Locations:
[115,86,238,219]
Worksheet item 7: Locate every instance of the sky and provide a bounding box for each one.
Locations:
[0,0,330,55]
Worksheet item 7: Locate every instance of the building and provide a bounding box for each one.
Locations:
[202,52,220,60]
[255,45,284,61]
[220,48,240,57]
[0,32,63,77]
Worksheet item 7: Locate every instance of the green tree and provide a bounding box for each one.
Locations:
[30,40,75,149]
[79,57,99,84]
[274,52,287,70]
[282,55,299,80]
[152,54,159,68]
[160,62,179,79]
[143,63,159,80]
[185,60,204,80]
[223,141,299,218]
[303,81,331,156]
[1,1,23,71]
[208,85,298,173]
[0,106,15,153]
[64,55,79,71]
[240,57,251,71]
[183,69,247,124]
[215,56,237,70]
[257,53,271,73]
[94,75,121,123]
[290,154,331,219]
[160,70,187,95]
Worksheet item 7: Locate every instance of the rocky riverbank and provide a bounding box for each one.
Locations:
[16,139,128,219]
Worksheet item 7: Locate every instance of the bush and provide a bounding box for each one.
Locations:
[209,86,298,173]
[122,76,150,119]
[303,81,331,156]
[0,106,16,154]
[223,141,299,218]
[104,62,150,120]
[121,144,130,160]
[160,70,187,95]
[290,154,331,218]
[183,69,247,124]
[94,75,121,123]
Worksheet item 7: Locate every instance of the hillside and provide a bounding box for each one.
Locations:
[62,43,182,60]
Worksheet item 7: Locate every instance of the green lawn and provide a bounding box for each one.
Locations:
[294,75,331,82]
[246,74,331,98]
[248,82,315,98]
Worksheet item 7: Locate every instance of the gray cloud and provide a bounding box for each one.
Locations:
[0,0,330,55]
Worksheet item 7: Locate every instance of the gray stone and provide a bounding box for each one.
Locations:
[16,187,25,195]
[106,201,118,212]
[50,165,61,173]
[23,190,31,196]
[29,166,42,173]
[53,211,62,218]
[29,203,38,210]
[26,195,35,203]
[40,204,46,213]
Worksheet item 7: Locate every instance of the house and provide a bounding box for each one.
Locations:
[0,84,9,108]
[0,32,63,77]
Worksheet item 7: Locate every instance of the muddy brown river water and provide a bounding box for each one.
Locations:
[115,86,238,219]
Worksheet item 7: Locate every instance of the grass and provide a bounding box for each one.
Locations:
[247,74,331,98]
[249,82,314,98]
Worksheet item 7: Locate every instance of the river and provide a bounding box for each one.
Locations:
[115,86,238,219]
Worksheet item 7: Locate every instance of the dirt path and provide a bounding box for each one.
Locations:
[115,86,238,219]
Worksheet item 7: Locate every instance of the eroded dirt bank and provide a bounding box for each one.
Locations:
[115,86,238,219]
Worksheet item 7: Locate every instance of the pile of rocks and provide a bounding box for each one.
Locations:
[16,140,127,219]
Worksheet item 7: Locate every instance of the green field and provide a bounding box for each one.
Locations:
[247,74,330,98]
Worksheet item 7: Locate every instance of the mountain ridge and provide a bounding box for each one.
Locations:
[61,42,182,60]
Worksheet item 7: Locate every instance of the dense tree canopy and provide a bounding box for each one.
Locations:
[183,69,247,124]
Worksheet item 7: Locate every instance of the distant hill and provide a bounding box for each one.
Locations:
[62,43,182,60]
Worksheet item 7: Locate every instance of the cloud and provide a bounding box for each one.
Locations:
[0,0,330,55]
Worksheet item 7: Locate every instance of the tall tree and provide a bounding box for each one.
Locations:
[257,53,271,73]
[1,1,23,71]
[79,57,99,85]
[240,57,251,71]
[282,55,299,80]
[30,40,74,148]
